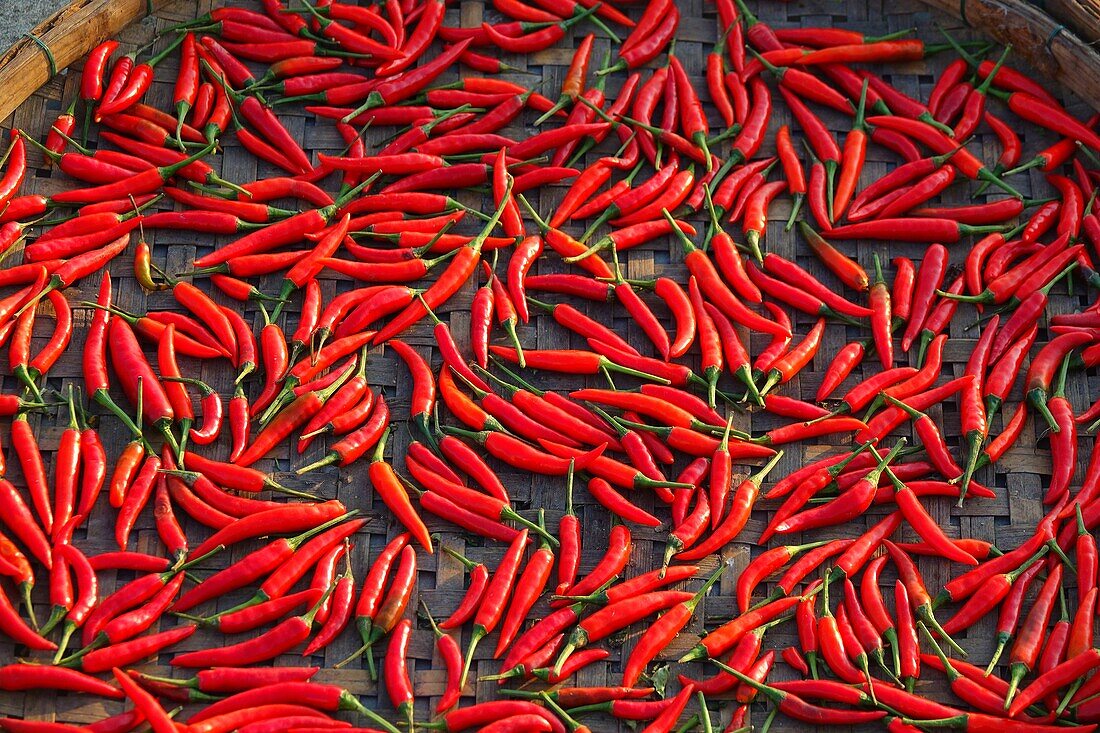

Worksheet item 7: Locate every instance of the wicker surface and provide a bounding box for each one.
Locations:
[0,0,1094,730]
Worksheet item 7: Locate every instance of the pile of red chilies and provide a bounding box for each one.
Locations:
[2,0,1100,730]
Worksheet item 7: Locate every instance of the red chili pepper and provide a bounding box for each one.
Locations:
[814,340,865,401]
[1009,648,1100,718]
[1009,119,1099,180]
[377,617,415,727]
[80,40,119,111]
[600,4,678,73]
[588,474,664,529]
[71,633,180,684]
[1,665,112,703]
[0,135,26,213]
[113,449,161,551]
[0,485,46,583]
[427,548,484,635]
[887,465,980,568]
[455,527,529,687]
[11,411,53,533]
[884,540,971,660]
[972,563,1051,704]
[737,540,831,613]
[493,524,554,658]
[42,101,78,164]
[663,215,788,339]
[309,424,416,549]
[662,487,710,565]
[547,526,627,612]
[755,315,827,394]
[984,326,1039,422]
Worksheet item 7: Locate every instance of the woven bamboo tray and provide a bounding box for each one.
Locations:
[0,0,1096,731]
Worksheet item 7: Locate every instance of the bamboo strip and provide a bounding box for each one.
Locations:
[1046,0,1100,44]
[0,0,171,123]
[915,0,1100,111]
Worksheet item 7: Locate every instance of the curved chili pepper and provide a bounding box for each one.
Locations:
[0,532,33,620]
[75,629,192,685]
[737,540,831,613]
[1038,357,1077,507]
[423,549,484,637]
[587,474,663,529]
[372,615,413,728]
[882,392,962,477]
[758,318,826,395]
[886,468,979,569]
[816,341,865,401]
[1025,331,1094,432]
[824,588,872,688]
[984,326,1038,422]
[1008,647,1100,718]
[169,584,332,671]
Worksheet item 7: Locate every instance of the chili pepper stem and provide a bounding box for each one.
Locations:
[883,626,902,679]
[93,384,147,445]
[784,196,805,231]
[757,371,782,397]
[956,431,985,507]
[745,230,764,264]
[901,717,973,729]
[549,632,582,678]
[1004,668,1025,709]
[1042,537,1075,570]
[294,449,338,475]
[534,96,573,127]
[459,627,487,689]
[1032,394,1062,434]
[506,509,559,547]
[915,596,965,660]
[56,638,102,666]
[16,581,37,631]
[919,620,963,679]
[564,233,613,262]
[347,695,401,733]
[13,366,43,403]
[333,633,375,674]
[710,658,783,701]
[258,387,295,428]
[52,622,78,665]
[911,331,932,368]
[589,356,667,384]
[39,603,67,636]
[856,651,878,703]
[1043,689,1079,718]
[501,317,526,368]
[19,129,80,159]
